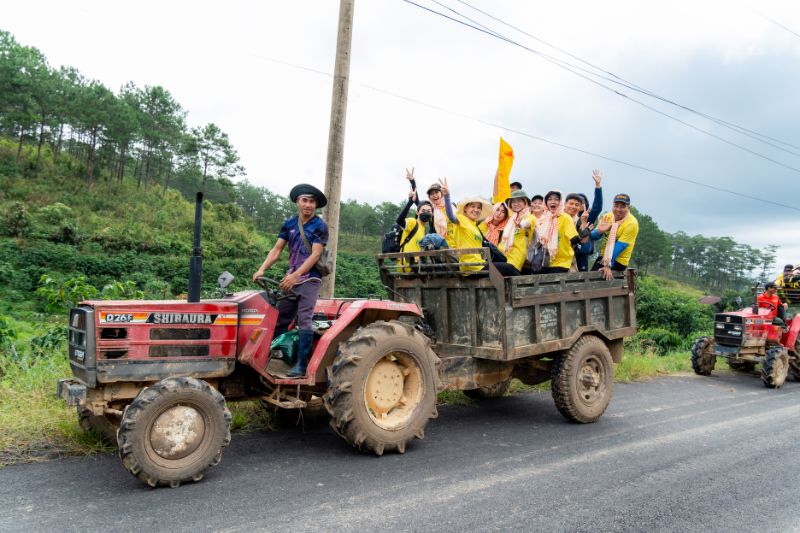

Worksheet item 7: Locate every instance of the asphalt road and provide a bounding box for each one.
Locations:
[2,372,800,533]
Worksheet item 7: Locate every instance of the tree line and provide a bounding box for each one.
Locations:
[0,29,776,293]
[0,30,242,191]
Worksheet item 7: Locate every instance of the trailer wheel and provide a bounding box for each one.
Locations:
[691,336,716,376]
[727,360,756,373]
[761,346,789,388]
[77,406,119,445]
[323,320,441,455]
[464,377,511,399]
[551,335,614,423]
[117,377,231,488]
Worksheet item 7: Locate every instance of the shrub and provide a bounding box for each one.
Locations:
[100,280,144,300]
[632,327,685,355]
[1,202,31,237]
[35,274,98,314]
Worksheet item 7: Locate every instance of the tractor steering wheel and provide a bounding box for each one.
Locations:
[255,276,297,302]
[758,300,777,312]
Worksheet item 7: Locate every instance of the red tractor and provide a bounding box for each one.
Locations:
[691,286,800,387]
[57,193,637,487]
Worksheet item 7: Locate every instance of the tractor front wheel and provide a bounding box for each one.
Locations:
[323,320,441,455]
[117,377,231,488]
[691,336,716,376]
[551,335,614,423]
[761,346,789,388]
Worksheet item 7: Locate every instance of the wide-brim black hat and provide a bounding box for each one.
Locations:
[289,183,327,208]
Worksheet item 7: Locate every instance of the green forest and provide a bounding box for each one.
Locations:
[0,29,783,461]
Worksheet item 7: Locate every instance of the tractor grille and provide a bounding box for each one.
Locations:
[714,314,744,347]
[68,306,96,386]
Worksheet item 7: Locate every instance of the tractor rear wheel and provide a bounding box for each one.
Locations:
[77,406,119,445]
[691,336,716,376]
[117,377,231,488]
[464,377,511,399]
[761,346,789,388]
[551,335,614,423]
[323,320,441,456]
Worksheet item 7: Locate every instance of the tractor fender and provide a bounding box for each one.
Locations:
[785,316,800,354]
[309,299,423,384]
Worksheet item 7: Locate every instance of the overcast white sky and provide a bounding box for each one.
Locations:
[4,0,800,271]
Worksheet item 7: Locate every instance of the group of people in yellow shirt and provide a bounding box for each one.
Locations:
[394,168,639,280]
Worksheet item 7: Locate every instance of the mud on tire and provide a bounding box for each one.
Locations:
[117,377,231,488]
[761,346,789,389]
[691,336,716,376]
[464,377,511,400]
[551,335,614,424]
[323,320,441,455]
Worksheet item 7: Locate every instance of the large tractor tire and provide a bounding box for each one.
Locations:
[551,335,614,424]
[727,360,756,373]
[117,377,231,488]
[323,320,441,456]
[464,377,512,399]
[761,346,789,389]
[790,340,800,382]
[78,406,119,445]
[691,336,716,376]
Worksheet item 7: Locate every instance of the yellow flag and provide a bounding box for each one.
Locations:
[492,137,514,205]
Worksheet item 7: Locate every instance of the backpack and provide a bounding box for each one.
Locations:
[527,241,550,273]
[298,218,335,277]
[381,222,419,254]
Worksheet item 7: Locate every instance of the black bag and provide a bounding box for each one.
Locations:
[477,227,507,263]
[528,241,550,273]
[381,222,419,254]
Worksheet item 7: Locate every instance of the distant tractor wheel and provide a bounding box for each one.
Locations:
[727,360,756,373]
[323,320,441,456]
[761,346,789,389]
[117,377,231,488]
[691,336,716,376]
[464,377,511,399]
[77,406,119,445]
[791,341,800,382]
[551,335,614,424]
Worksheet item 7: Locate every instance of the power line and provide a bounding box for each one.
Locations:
[452,0,800,153]
[400,0,800,171]
[760,12,800,40]
[250,52,800,213]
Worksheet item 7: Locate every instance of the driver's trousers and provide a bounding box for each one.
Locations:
[275,277,321,333]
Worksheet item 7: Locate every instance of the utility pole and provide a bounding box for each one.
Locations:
[321,0,354,299]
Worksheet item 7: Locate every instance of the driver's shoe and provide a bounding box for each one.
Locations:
[286,329,314,378]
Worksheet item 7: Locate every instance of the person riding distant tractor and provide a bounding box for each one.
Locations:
[252,183,329,378]
[758,282,788,322]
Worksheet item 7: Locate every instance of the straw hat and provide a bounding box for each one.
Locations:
[456,196,493,221]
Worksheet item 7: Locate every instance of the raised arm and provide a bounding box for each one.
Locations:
[395,190,417,227]
[440,178,459,223]
[406,167,420,208]
[588,169,603,224]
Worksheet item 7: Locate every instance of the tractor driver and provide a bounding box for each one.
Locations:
[758,282,788,322]
[252,183,329,378]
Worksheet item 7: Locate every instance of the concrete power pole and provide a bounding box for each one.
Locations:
[321,0,354,299]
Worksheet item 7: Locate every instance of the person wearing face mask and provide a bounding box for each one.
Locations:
[395,173,435,272]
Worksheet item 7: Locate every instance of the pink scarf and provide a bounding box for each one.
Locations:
[537,202,563,257]
[430,197,448,238]
[483,203,507,245]
[501,205,531,253]
[602,213,628,266]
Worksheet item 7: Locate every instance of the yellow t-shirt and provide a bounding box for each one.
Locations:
[549,213,579,270]
[452,213,485,272]
[597,212,639,267]
[398,218,425,272]
[434,205,456,249]
[501,214,537,271]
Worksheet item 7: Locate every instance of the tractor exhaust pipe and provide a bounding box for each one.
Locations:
[188,192,203,303]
